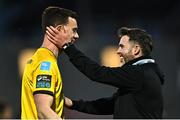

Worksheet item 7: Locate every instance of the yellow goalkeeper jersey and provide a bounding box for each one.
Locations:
[21,47,64,119]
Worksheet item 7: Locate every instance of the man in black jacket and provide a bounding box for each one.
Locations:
[46,26,164,118]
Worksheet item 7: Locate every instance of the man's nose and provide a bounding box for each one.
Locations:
[116,48,121,54]
[74,33,79,39]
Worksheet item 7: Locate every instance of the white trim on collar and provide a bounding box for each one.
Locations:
[132,59,155,65]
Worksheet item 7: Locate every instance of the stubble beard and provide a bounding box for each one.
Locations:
[123,51,134,63]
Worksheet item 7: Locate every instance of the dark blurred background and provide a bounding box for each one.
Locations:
[0,0,180,118]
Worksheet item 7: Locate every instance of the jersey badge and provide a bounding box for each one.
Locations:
[40,61,51,71]
[36,75,51,88]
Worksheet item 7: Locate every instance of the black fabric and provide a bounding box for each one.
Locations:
[33,90,54,97]
[70,96,114,115]
[64,44,164,119]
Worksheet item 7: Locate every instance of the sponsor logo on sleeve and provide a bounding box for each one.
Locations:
[40,61,51,71]
[36,75,52,88]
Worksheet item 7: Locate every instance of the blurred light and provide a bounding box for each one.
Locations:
[18,48,35,77]
[100,46,124,67]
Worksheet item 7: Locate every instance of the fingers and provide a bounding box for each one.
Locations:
[46,27,56,38]
[45,25,72,48]
[64,97,73,107]
[46,34,54,43]
[50,26,59,34]
[46,34,59,47]
[46,30,58,44]
[46,30,55,40]
[46,26,60,42]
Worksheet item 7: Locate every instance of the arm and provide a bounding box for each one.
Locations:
[65,96,114,115]
[46,26,142,91]
[32,61,62,119]
[63,45,142,90]
[34,94,62,119]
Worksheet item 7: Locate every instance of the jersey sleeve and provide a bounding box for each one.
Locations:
[32,61,57,96]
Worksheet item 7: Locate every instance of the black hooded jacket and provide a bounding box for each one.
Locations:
[64,44,164,119]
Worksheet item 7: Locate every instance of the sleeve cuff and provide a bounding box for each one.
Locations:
[63,44,79,58]
[33,90,54,97]
[69,100,79,110]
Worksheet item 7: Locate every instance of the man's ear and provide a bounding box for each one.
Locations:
[133,44,141,56]
[56,25,63,31]
[56,25,68,33]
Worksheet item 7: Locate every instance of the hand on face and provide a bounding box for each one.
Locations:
[46,26,71,48]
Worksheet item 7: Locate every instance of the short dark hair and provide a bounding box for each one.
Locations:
[118,27,153,56]
[42,6,77,34]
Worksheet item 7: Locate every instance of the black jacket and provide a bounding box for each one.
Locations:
[64,44,164,119]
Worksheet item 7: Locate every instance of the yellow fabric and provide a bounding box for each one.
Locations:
[21,48,64,119]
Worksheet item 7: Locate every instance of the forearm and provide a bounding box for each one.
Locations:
[69,98,114,115]
[64,44,114,85]
[34,94,62,119]
[64,44,142,90]
[37,106,62,119]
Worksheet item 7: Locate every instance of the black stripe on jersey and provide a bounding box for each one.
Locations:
[33,90,54,97]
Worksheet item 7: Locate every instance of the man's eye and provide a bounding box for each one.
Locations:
[73,28,78,33]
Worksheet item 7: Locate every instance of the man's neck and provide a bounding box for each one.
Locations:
[41,35,61,58]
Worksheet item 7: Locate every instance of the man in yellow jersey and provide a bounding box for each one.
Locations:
[21,6,79,119]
